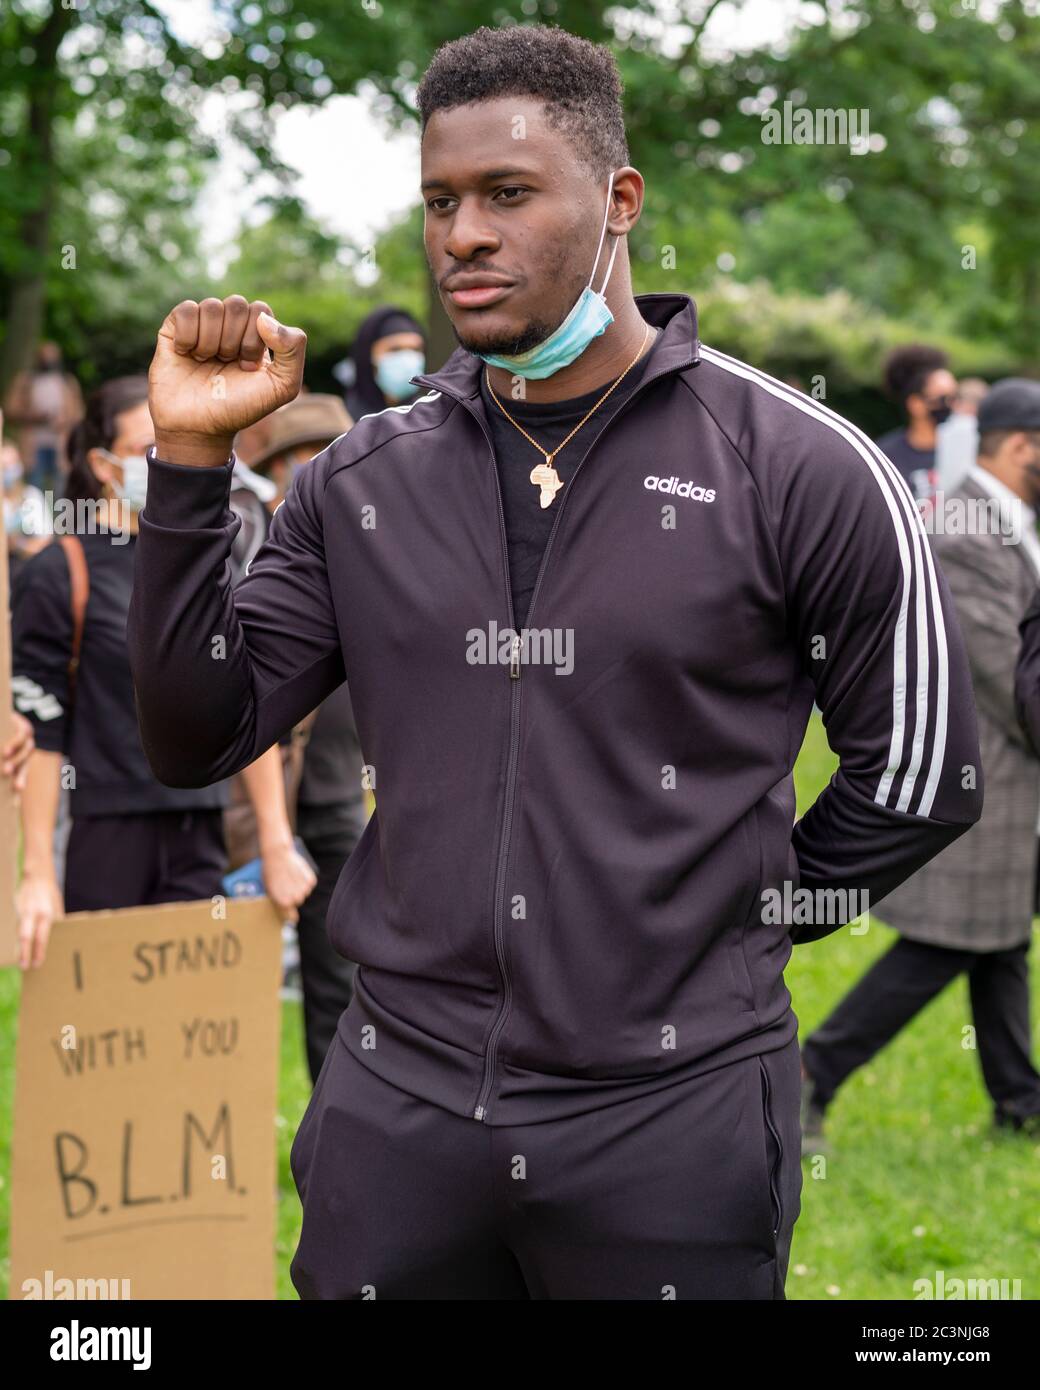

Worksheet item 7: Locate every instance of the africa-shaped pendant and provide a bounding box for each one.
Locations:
[530,458,564,509]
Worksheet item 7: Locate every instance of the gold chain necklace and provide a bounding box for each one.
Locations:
[485,322,654,508]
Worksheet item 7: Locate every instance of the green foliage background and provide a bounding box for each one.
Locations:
[1,0,1037,424]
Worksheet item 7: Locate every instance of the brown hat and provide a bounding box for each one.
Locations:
[235,394,354,471]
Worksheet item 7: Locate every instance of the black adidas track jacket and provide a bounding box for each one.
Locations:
[128,293,983,1124]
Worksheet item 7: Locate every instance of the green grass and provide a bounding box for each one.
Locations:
[2,712,1039,1300]
[788,715,1040,1300]
[274,998,311,1299]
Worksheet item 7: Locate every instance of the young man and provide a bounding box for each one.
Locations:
[804,379,1040,1144]
[875,343,959,507]
[128,25,983,1299]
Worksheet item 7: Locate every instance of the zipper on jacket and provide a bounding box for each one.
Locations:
[465,404,523,1123]
[415,348,698,1123]
[473,660,522,1121]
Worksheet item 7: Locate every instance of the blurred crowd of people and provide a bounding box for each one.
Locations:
[803,361,1040,1140]
[4,315,1040,1139]
[2,305,426,1085]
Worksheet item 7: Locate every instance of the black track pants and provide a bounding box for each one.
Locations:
[290,1033,803,1300]
[64,809,226,911]
[802,935,1040,1116]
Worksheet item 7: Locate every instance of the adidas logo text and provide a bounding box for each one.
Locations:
[644,476,716,501]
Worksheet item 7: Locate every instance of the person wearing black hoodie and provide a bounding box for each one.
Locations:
[338,305,426,422]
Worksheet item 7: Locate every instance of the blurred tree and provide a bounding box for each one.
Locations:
[0,0,422,389]
[614,0,1040,356]
[0,1,213,389]
[691,276,1017,433]
[229,0,1038,364]
[2,0,1037,396]
[215,197,429,391]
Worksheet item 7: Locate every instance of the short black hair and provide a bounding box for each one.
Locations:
[882,344,950,404]
[416,23,630,181]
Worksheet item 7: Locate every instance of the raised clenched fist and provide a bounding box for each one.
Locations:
[149,296,306,467]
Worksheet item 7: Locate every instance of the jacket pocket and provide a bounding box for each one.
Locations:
[757,1055,784,1239]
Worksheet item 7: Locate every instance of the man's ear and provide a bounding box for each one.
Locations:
[610,166,644,235]
[1007,430,1029,460]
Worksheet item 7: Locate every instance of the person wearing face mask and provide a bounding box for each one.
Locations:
[337,306,426,420]
[804,378,1040,1145]
[3,341,84,494]
[875,343,959,509]
[11,375,314,969]
[2,441,51,585]
[128,26,984,1300]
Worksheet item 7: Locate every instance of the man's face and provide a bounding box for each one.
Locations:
[371,331,424,366]
[420,97,607,357]
[1014,431,1040,508]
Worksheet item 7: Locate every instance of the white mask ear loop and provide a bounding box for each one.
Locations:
[589,171,620,299]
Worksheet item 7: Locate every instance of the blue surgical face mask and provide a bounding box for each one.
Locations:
[100,449,149,511]
[375,348,426,401]
[477,171,620,381]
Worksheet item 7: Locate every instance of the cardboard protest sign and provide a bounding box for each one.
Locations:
[0,408,19,967]
[10,896,283,1300]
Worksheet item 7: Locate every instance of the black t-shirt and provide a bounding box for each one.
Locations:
[479,327,663,629]
[875,428,935,503]
[11,531,228,818]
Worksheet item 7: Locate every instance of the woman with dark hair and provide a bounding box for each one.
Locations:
[876,343,959,506]
[13,374,314,968]
[338,305,426,421]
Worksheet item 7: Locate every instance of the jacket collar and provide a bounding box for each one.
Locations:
[409,292,700,403]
